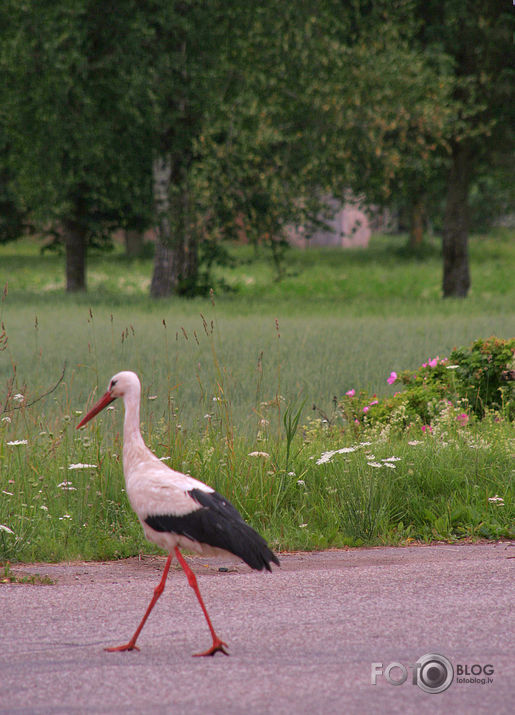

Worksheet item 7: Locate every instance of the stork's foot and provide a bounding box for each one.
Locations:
[193,637,229,657]
[104,642,140,653]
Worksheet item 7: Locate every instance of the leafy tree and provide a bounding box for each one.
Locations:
[191,2,453,280]
[0,1,153,291]
[414,0,515,296]
[0,139,27,245]
[4,0,507,301]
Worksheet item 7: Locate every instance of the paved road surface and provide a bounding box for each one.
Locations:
[1,543,513,714]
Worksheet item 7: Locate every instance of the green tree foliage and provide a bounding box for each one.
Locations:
[194,2,454,280]
[0,136,27,244]
[412,0,515,296]
[1,1,510,296]
[0,0,153,290]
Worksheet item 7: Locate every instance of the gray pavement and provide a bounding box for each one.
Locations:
[1,543,513,714]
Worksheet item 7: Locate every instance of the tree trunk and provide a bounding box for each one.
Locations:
[63,219,87,292]
[124,229,145,258]
[150,154,199,298]
[178,185,198,295]
[442,143,471,297]
[408,197,425,248]
[150,155,174,298]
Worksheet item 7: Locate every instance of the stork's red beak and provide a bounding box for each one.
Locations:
[76,391,116,429]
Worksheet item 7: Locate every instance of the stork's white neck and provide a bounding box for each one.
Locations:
[121,388,148,477]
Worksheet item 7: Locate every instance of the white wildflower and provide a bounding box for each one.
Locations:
[2,491,13,496]
[299,523,308,528]
[6,440,28,446]
[106,406,115,411]
[159,456,171,461]
[367,462,383,468]
[383,463,396,469]
[382,456,401,462]
[57,481,76,491]
[316,446,357,465]
[68,463,97,470]
[0,524,14,534]
[59,514,72,520]
[488,495,504,505]
[297,479,306,486]
[13,394,24,403]
[1,416,11,423]
[248,451,270,458]
[408,440,422,446]
[148,395,158,400]
[40,505,48,511]
[316,451,335,464]
[446,365,460,370]
[359,441,372,446]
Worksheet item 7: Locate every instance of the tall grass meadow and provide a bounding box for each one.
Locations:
[0,230,513,562]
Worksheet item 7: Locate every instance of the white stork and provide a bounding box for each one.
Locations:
[77,370,279,656]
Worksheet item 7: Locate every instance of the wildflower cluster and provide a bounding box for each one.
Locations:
[339,336,514,435]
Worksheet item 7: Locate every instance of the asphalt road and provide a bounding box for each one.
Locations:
[1,543,513,714]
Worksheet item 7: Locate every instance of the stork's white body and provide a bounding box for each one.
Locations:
[120,384,214,552]
[77,370,278,655]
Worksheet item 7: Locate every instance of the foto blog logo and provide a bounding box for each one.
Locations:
[371,653,495,693]
[371,653,454,694]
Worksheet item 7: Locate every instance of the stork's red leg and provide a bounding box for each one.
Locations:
[105,552,173,652]
[174,547,229,657]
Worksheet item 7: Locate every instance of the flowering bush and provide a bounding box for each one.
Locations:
[449,337,514,418]
[339,336,514,433]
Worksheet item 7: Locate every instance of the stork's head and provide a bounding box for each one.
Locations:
[76,371,141,428]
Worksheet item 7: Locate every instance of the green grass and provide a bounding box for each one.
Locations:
[2,228,514,310]
[0,229,513,562]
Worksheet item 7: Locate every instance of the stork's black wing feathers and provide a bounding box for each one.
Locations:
[145,489,279,572]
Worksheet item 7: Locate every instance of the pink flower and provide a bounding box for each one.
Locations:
[428,357,439,368]
[354,419,360,424]
[345,389,355,397]
[456,413,469,426]
[363,400,379,414]
[387,371,397,385]
[421,425,432,433]
[422,362,428,368]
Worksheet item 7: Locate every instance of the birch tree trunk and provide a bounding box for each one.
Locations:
[150,154,199,297]
[150,155,174,298]
[442,143,471,298]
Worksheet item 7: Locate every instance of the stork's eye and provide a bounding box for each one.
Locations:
[110,379,118,390]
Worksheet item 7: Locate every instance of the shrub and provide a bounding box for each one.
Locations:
[449,337,514,418]
[338,336,514,433]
